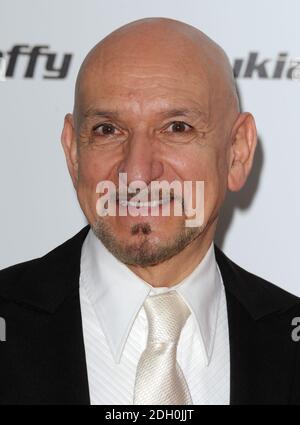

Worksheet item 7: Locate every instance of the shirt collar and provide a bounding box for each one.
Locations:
[80,229,222,364]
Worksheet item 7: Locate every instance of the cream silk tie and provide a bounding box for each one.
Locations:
[133,291,193,405]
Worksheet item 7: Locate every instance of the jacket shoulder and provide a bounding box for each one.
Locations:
[0,226,88,281]
[214,245,300,318]
[0,225,90,310]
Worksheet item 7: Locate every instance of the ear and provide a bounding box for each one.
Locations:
[227,112,257,192]
[61,113,79,189]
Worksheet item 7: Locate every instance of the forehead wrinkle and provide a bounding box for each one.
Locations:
[83,70,211,114]
[83,106,207,121]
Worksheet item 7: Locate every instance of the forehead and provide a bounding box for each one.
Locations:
[77,50,211,117]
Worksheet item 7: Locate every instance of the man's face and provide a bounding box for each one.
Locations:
[67,40,236,266]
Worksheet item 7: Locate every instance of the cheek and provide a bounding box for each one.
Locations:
[76,153,115,219]
[77,151,112,190]
[202,151,228,213]
[174,149,226,214]
[172,149,219,184]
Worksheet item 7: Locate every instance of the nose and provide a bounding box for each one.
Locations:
[117,133,164,186]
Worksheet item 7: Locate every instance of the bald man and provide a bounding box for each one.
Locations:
[0,18,300,405]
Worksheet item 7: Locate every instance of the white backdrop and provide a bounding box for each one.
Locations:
[1,0,299,295]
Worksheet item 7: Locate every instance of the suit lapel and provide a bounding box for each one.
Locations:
[215,246,298,405]
[225,288,297,404]
[3,289,91,404]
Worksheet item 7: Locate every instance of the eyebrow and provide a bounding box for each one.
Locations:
[83,108,204,120]
[157,109,203,119]
[83,109,119,119]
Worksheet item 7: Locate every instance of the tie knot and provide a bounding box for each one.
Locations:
[144,291,191,344]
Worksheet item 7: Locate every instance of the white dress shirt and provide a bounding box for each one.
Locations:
[79,229,230,405]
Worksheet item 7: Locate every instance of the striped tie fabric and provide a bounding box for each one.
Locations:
[133,291,193,405]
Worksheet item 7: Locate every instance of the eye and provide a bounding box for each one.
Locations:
[93,123,121,136]
[165,121,192,133]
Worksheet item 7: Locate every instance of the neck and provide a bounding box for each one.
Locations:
[128,222,216,287]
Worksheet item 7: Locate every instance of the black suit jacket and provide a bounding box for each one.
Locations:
[0,225,300,405]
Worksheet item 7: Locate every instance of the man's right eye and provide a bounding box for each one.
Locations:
[93,123,121,136]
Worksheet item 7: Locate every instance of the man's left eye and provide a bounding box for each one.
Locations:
[165,121,192,133]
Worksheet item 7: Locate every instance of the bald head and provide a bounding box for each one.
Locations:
[73,17,239,130]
